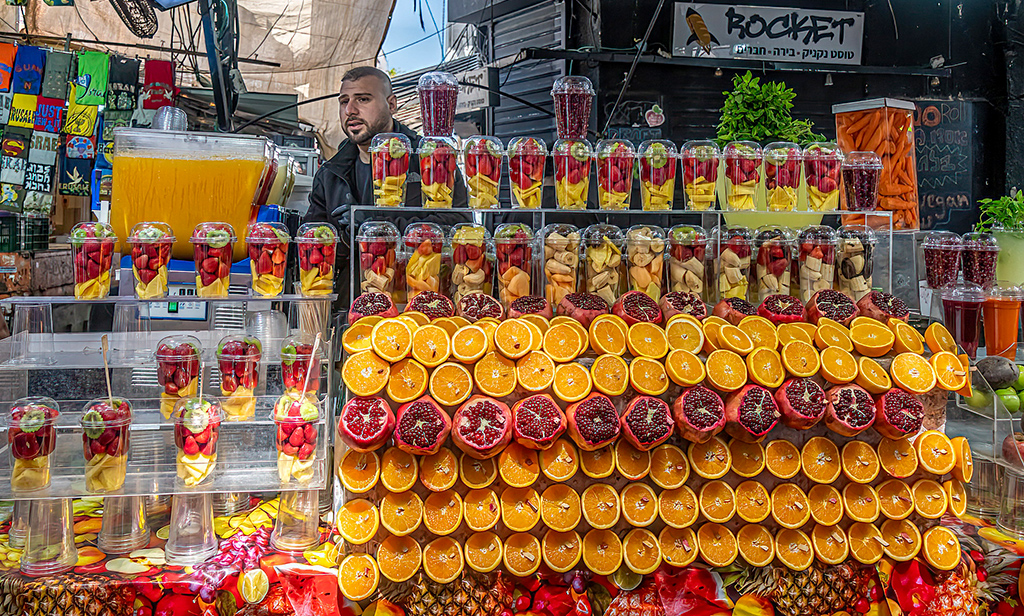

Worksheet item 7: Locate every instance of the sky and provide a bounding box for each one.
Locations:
[380,0,447,75]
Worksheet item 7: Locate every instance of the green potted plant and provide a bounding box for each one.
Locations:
[976,190,1024,285]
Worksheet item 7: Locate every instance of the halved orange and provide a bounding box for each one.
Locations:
[705,349,748,392]
[342,350,390,397]
[552,363,592,403]
[473,351,517,398]
[876,479,914,520]
[811,524,849,565]
[650,443,690,489]
[550,316,577,327]
[420,447,459,492]
[843,483,880,523]
[474,320,498,354]
[746,347,785,388]
[338,554,379,601]
[718,324,754,355]
[765,439,801,479]
[878,437,919,478]
[338,499,379,545]
[522,319,544,352]
[542,530,582,573]
[698,480,736,523]
[463,488,500,532]
[729,438,766,478]
[502,533,541,577]
[922,526,961,571]
[539,438,579,482]
[583,529,623,575]
[801,436,841,484]
[543,323,584,362]
[771,483,810,529]
[808,484,843,526]
[450,325,488,363]
[702,320,722,354]
[627,322,669,359]
[464,531,503,573]
[449,315,471,328]
[660,527,699,568]
[433,317,459,337]
[850,321,895,357]
[589,315,628,356]
[666,318,705,354]
[688,436,731,479]
[498,442,540,488]
[541,484,582,532]
[339,449,380,494]
[889,318,926,354]
[370,319,413,362]
[494,319,534,360]
[411,324,452,367]
[703,315,730,328]
[629,356,670,396]
[814,322,853,352]
[520,314,550,335]
[820,347,858,384]
[818,317,852,335]
[841,440,880,484]
[387,358,429,403]
[667,313,703,327]
[696,523,738,568]
[342,322,374,354]
[659,486,699,529]
[855,356,892,394]
[847,522,885,565]
[379,490,423,536]
[780,340,820,378]
[621,483,660,527]
[931,351,968,391]
[880,518,922,562]
[737,523,775,567]
[735,481,771,523]
[915,430,956,474]
[738,315,779,350]
[351,314,383,328]
[951,436,973,483]
[376,535,422,583]
[428,362,473,406]
[582,483,621,529]
[590,354,629,396]
[623,528,663,574]
[402,311,429,327]
[423,490,463,536]
[775,528,814,572]
[516,351,555,392]
[777,322,813,346]
[579,446,615,479]
[925,322,958,353]
[911,478,948,519]
[615,439,652,480]
[380,447,418,492]
[890,353,937,394]
[500,486,540,532]
[665,349,706,387]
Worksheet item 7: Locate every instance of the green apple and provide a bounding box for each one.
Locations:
[966,390,993,409]
[997,388,1021,413]
[1014,370,1024,392]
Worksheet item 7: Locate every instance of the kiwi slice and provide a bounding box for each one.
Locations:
[299,400,319,422]
[647,143,668,169]
[388,137,407,159]
[419,140,436,157]
[569,141,589,162]
[245,336,262,354]
[485,140,502,158]
[281,344,297,366]
[82,409,105,439]
[313,226,336,243]
[183,404,210,434]
[18,408,45,433]
[204,229,231,249]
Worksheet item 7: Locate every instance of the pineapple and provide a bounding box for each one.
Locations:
[22,574,135,616]
[735,562,869,616]
[929,529,1018,615]
[924,568,979,616]
[380,570,513,616]
[0,572,22,616]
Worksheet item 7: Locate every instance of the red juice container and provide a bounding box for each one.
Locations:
[984,283,1023,359]
[941,282,985,359]
[128,222,174,299]
[246,221,289,298]
[841,152,883,212]
[922,231,963,290]
[370,133,412,207]
[508,137,546,209]
[962,231,1000,288]
[680,140,720,211]
[596,139,635,211]
[8,396,59,492]
[419,136,458,209]
[464,136,504,209]
[190,222,236,297]
[553,139,592,210]
[296,222,338,297]
[551,76,594,139]
[70,222,117,299]
[81,397,132,493]
[417,71,459,136]
[638,140,677,211]
[803,142,843,212]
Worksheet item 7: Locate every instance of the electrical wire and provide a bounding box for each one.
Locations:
[600,0,665,136]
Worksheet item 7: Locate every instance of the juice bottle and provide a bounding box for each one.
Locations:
[941,282,985,359]
[984,283,1023,359]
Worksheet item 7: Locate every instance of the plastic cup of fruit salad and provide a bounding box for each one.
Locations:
[553,139,592,210]
[625,225,666,299]
[723,141,762,211]
[668,225,709,299]
[7,397,59,492]
[494,223,536,309]
[450,224,493,303]
[296,222,338,297]
[190,222,236,298]
[763,142,802,212]
[464,136,504,209]
[156,335,202,419]
[281,334,322,395]
[837,225,876,301]
[370,133,412,207]
[172,397,223,487]
[583,223,626,308]
[596,139,635,211]
[681,140,720,211]
[638,140,677,211]
[713,225,753,301]
[419,136,459,209]
[404,222,444,300]
[508,137,546,209]
[70,222,117,300]
[81,398,132,493]
[245,222,290,298]
[216,334,262,421]
[273,392,321,484]
[803,142,843,212]
[356,220,399,299]
[797,226,838,304]
[753,226,792,302]
[128,222,174,299]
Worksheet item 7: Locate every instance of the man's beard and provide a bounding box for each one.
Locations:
[344,116,393,145]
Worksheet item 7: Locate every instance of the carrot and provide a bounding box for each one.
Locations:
[846,111,875,135]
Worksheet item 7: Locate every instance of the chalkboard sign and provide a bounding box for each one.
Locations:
[912,99,978,232]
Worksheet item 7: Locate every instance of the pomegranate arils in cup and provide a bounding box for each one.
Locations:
[566,393,621,451]
[557,293,609,328]
[961,232,1000,287]
[613,290,664,326]
[453,395,513,460]
[824,384,876,437]
[349,292,399,324]
[712,297,757,326]
[725,384,780,443]
[338,396,395,452]
[621,396,674,451]
[806,289,860,326]
[922,231,963,289]
[874,388,924,440]
[406,291,455,320]
[672,385,726,444]
[509,296,554,319]
[394,396,452,456]
[856,291,909,323]
[758,294,806,325]
[512,394,566,450]
[417,71,459,136]
[457,292,505,322]
[551,75,594,140]
[660,292,707,321]
[775,378,826,430]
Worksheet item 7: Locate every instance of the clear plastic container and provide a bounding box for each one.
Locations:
[723,142,762,211]
[404,222,445,300]
[583,224,626,307]
[417,71,459,136]
[553,139,592,210]
[355,221,399,298]
[246,221,289,298]
[962,231,1000,288]
[753,226,792,301]
[21,498,77,576]
[836,225,876,301]
[803,142,842,212]
[667,225,708,299]
[172,397,223,487]
[7,397,59,492]
[127,221,173,299]
[450,224,493,303]
[596,139,635,210]
[841,152,883,212]
[984,282,1023,359]
[922,230,963,290]
[680,140,719,211]
[216,335,262,421]
[419,136,459,209]
[464,136,504,209]
[70,222,117,300]
[541,224,580,306]
[296,222,339,297]
[281,334,323,395]
[638,140,677,211]
[796,226,838,304]
[508,137,546,209]
[712,226,753,301]
[81,397,132,493]
[494,223,535,308]
[940,282,986,359]
[190,222,235,298]
[763,142,802,212]
[626,225,666,300]
[370,133,412,207]
[155,335,201,418]
[273,393,322,484]
[551,75,594,140]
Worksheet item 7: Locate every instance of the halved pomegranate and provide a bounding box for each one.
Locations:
[612,290,663,326]
[349,292,398,324]
[405,291,455,320]
[724,384,780,443]
[806,289,859,326]
[509,296,554,319]
[774,378,826,430]
[712,297,757,325]
[337,396,394,452]
[672,386,725,443]
[620,396,673,451]
[757,294,806,325]
[393,395,451,456]
[557,293,609,328]
[874,387,924,439]
[823,384,875,437]
[857,291,910,323]
[660,291,707,321]
[565,392,620,451]
[457,292,505,322]
[452,395,513,459]
[511,394,566,450]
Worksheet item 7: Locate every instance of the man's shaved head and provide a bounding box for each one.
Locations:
[340,66,393,99]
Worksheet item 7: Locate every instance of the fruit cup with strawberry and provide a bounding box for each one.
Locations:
[216,335,262,421]
[404,222,444,300]
[156,335,202,419]
[464,136,504,209]
[753,226,792,302]
[81,397,132,493]
[681,140,720,211]
[356,221,399,298]
[553,139,592,210]
[638,140,677,211]
[495,223,535,309]
[370,133,412,207]
[127,222,173,299]
[551,75,594,139]
[596,139,635,210]
[7,397,59,492]
[245,222,289,297]
[723,141,762,211]
[450,223,493,303]
[417,71,459,136]
[190,222,235,297]
[803,142,843,211]
[625,225,666,300]
[712,225,752,301]
[419,137,458,209]
[70,222,117,299]
[668,225,708,299]
[296,222,338,296]
[273,392,320,484]
[797,226,837,303]
[507,137,546,209]
[583,224,626,307]
[764,142,802,212]
[172,397,222,487]
[281,334,322,395]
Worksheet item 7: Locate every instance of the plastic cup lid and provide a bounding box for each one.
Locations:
[724,141,762,158]
[842,151,883,168]
[551,75,595,95]
[417,71,458,89]
[962,232,1000,251]
[8,396,59,427]
[940,281,985,301]
[70,222,117,244]
[190,222,236,245]
[297,222,339,244]
[172,397,223,425]
[669,225,707,245]
[508,136,547,156]
[156,334,202,359]
[838,224,877,244]
[987,281,1024,300]
[922,230,963,250]
[129,221,174,243]
[81,398,133,429]
[246,221,290,244]
[798,225,838,244]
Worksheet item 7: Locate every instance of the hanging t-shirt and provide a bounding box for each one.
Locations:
[40,50,72,100]
[34,97,64,133]
[0,43,17,92]
[105,56,139,110]
[64,84,98,137]
[12,46,45,95]
[58,151,92,196]
[142,59,174,109]
[8,93,36,129]
[75,51,109,105]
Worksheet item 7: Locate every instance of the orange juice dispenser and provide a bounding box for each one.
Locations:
[111,129,273,262]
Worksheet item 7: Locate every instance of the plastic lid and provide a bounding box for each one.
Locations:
[541,223,580,241]
[418,136,457,156]
[798,225,838,244]
[553,138,593,159]
[842,151,883,169]
[8,396,59,428]
[639,139,677,160]
[156,334,201,360]
[246,221,290,244]
[81,398,133,430]
[755,225,788,244]
[596,139,635,158]
[551,75,595,96]
[355,220,399,243]
[681,140,720,159]
[190,222,236,246]
[128,221,174,243]
[171,397,223,426]
[583,223,624,244]
[712,225,753,246]
[417,71,458,90]
[464,136,505,158]
[669,224,707,245]
[508,136,547,156]
[281,334,324,362]
[803,141,843,160]
[724,141,762,159]
[494,222,534,241]
[922,230,964,250]
[962,231,1000,251]
[216,334,262,360]
[838,224,877,245]
[369,133,412,157]
[451,223,491,243]
[70,222,117,244]
[297,222,340,244]
[940,281,985,302]
[987,281,1024,300]
[404,221,445,244]
[764,142,802,163]
[626,225,665,244]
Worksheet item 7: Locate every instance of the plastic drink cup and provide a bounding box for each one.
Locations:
[507,137,546,209]
[803,142,843,211]
[941,282,986,360]
[296,222,338,297]
[837,225,876,301]
[922,231,963,290]
[464,136,504,209]
[962,232,1000,288]
[417,71,459,136]
[370,133,411,207]
[355,221,399,299]
[753,226,791,302]
[596,139,635,210]
[797,226,838,304]
[172,398,223,487]
[273,393,321,484]
[81,398,132,493]
[841,152,883,211]
[553,139,592,210]
[541,224,580,306]
[984,283,1023,359]
[713,226,753,301]
[70,222,117,299]
[680,141,719,211]
[155,335,201,419]
[419,137,458,208]
[450,224,493,304]
[638,140,677,211]
[216,335,262,421]
[8,397,58,492]
[723,142,761,211]
[281,334,322,395]
[246,222,289,298]
[190,222,235,297]
[667,225,708,300]
[127,222,173,299]
[551,76,594,139]
[625,226,666,300]
[583,224,625,307]
[494,223,535,309]
[763,142,802,212]
[404,222,445,300]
